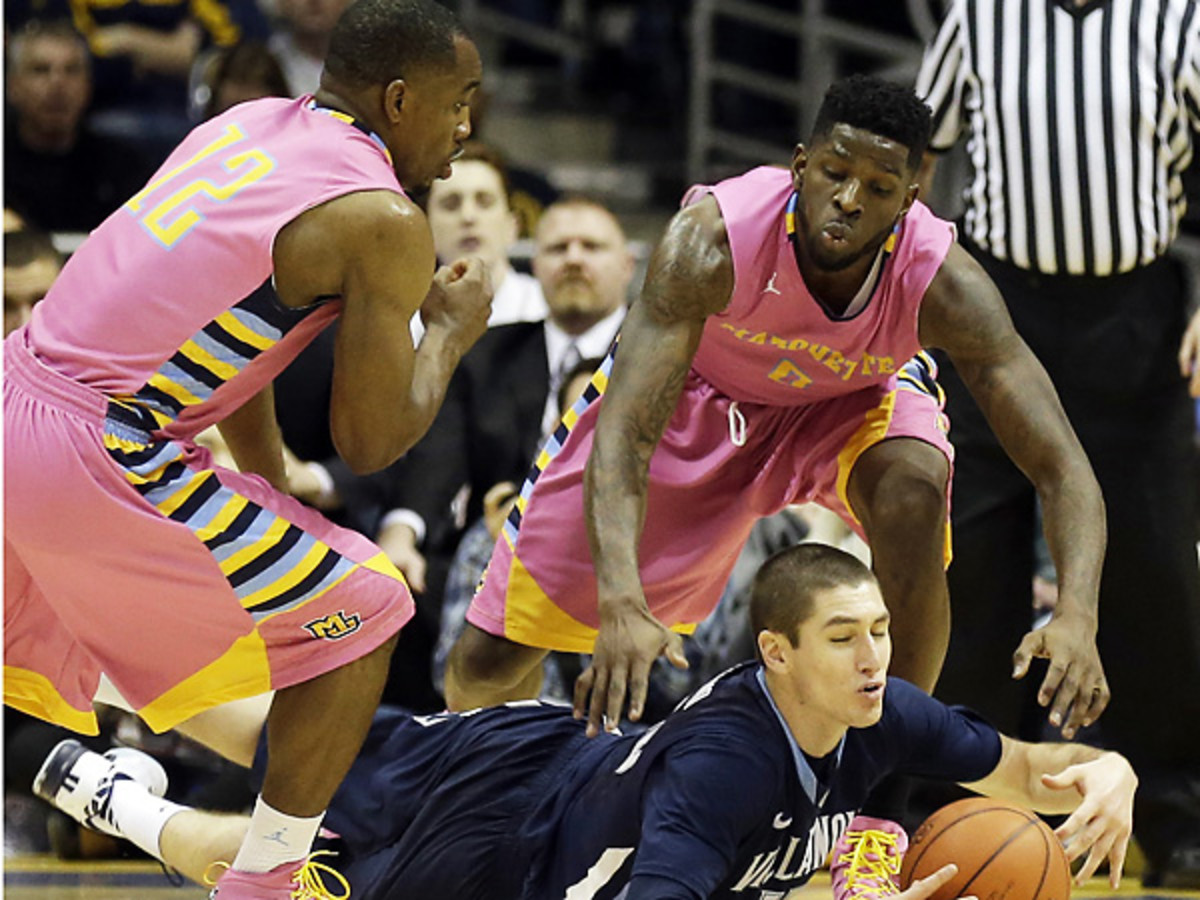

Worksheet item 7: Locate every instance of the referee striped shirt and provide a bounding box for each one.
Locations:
[915,0,1200,276]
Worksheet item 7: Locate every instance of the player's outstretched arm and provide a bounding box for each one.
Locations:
[962,735,1136,887]
[918,244,1108,739]
[576,196,732,736]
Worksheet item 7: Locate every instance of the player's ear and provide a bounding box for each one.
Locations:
[385,80,407,122]
[791,144,807,191]
[758,630,789,672]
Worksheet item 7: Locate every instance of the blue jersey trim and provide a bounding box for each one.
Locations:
[755,667,844,808]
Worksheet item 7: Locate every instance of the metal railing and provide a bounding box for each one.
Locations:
[456,0,590,81]
[687,0,940,183]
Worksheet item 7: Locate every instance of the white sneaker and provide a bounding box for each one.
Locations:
[33,739,168,837]
[104,746,169,796]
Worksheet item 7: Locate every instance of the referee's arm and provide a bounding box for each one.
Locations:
[912,0,966,200]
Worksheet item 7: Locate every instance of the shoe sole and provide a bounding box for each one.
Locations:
[32,739,88,805]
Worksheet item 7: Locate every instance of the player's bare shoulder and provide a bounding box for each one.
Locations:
[272,189,434,308]
[918,240,1013,356]
[641,193,734,323]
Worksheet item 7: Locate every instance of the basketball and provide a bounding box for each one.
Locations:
[899,798,1071,900]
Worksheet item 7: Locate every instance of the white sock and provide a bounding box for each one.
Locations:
[231,796,323,874]
[107,779,187,859]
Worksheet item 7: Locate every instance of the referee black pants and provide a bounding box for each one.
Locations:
[931,244,1200,865]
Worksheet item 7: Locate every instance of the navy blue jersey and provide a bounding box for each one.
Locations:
[311,664,1001,900]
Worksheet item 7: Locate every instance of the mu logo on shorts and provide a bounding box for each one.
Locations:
[303,610,362,640]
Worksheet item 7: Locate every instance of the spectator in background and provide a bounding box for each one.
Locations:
[267,0,352,96]
[70,0,267,152]
[4,228,62,337]
[426,141,548,328]
[4,20,155,233]
[192,40,289,119]
[915,0,1200,886]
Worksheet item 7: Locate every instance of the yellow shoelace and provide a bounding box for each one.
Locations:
[203,860,229,888]
[292,851,351,899]
[836,828,903,900]
[203,851,351,899]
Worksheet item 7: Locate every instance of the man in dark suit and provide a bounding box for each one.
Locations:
[374,196,633,639]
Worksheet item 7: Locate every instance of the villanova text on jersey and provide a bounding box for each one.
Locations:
[527,664,1000,899]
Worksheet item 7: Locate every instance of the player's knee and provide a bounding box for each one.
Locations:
[852,441,948,531]
[867,468,946,539]
[446,626,537,698]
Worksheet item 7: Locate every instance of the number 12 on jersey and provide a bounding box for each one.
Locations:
[125,122,276,249]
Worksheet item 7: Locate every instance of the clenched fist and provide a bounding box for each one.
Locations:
[420,256,493,353]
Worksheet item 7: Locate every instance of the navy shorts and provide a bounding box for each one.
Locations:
[256,703,589,900]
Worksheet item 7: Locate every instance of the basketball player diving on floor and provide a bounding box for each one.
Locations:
[37,544,1135,900]
[438,72,1111,899]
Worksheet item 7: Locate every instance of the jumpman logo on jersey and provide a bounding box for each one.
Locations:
[762,272,782,296]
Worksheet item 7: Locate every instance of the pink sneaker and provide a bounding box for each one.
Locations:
[207,854,349,899]
[830,815,909,900]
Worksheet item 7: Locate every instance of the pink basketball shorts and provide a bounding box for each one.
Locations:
[468,352,953,653]
[4,336,412,734]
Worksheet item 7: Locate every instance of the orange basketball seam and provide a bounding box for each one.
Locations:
[958,819,1042,899]
[1030,827,1053,900]
[1032,819,1070,900]
[905,807,1035,881]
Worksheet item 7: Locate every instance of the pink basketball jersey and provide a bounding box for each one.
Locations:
[24,96,404,439]
[686,166,954,405]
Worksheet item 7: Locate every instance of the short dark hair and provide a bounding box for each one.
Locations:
[810,74,932,170]
[4,228,62,270]
[324,0,466,87]
[204,41,290,118]
[7,19,89,76]
[750,543,876,646]
[456,140,512,200]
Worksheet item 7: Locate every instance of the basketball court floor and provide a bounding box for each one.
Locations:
[5,858,1200,900]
